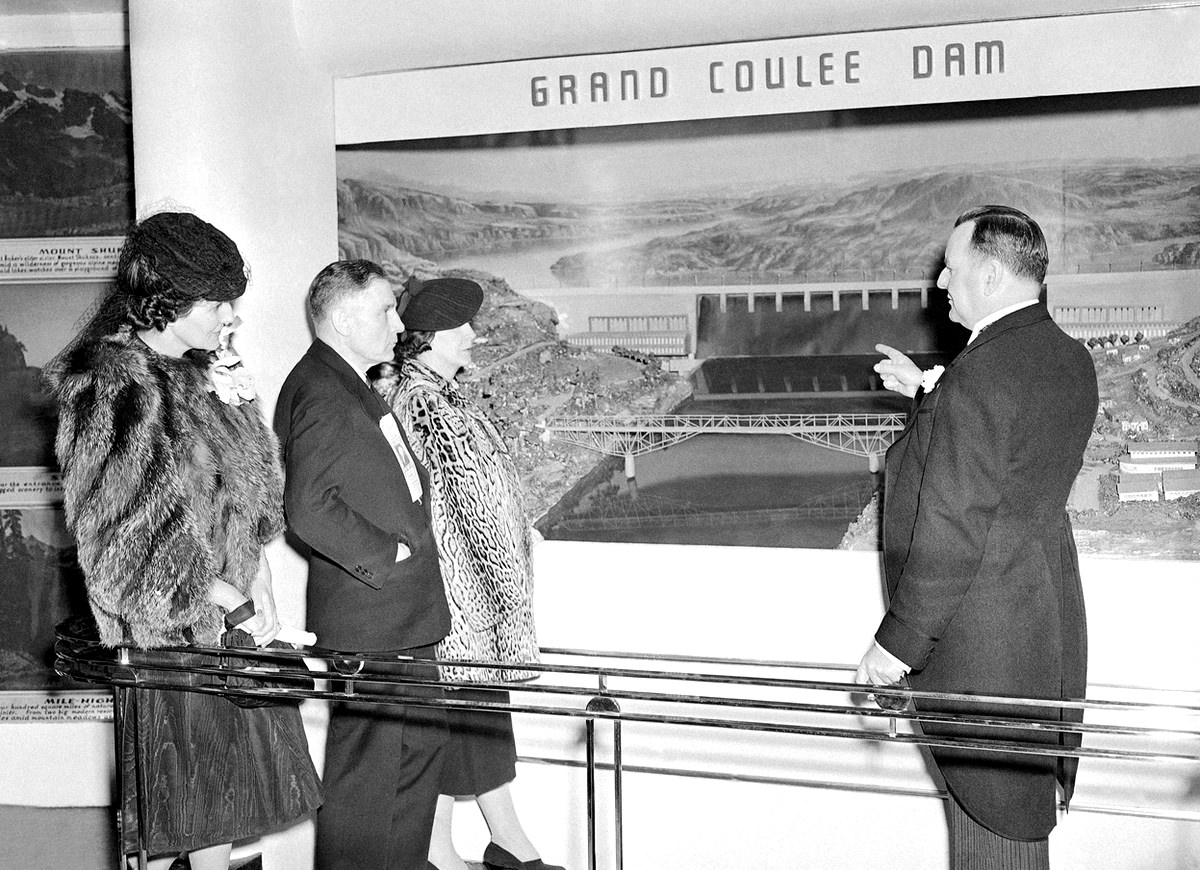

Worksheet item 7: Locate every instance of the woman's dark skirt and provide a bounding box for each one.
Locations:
[440,688,518,797]
[119,675,322,856]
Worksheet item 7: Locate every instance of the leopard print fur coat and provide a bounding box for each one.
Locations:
[381,359,539,682]
[47,327,284,648]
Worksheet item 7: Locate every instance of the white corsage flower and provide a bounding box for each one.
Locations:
[208,324,257,406]
[920,364,946,394]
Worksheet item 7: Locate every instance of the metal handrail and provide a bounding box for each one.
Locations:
[53,626,1200,870]
[62,636,1200,719]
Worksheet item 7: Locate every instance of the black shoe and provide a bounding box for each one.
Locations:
[482,842,565,870]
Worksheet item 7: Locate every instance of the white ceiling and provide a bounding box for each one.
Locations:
[291,0,1175,76]
[0,0,1186,72]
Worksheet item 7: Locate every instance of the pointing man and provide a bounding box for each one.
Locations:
[857,206,1097,868]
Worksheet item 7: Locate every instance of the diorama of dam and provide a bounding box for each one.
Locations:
[534,268,1200,546]
[552,270,1198,374]
[536,281,954,547]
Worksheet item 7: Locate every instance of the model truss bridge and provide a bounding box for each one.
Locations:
[543,412,908,475]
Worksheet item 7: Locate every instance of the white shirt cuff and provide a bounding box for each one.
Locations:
[874,641,911,674]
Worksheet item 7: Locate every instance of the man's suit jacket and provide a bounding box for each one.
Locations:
[876,303,1098,840]
[275,339,451,652]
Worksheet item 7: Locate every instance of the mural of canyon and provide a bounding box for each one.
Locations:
[334,89,1200,554]
[339,160,1200,287]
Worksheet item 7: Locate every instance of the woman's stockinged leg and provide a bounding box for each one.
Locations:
[429,793,469,870]
[477,782,539,861]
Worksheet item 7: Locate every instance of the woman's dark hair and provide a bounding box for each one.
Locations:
[120,249,195,330]
[396,328,437,359]
[369,330,437,396]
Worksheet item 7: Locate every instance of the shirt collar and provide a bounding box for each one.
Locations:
[968,299,1038,345]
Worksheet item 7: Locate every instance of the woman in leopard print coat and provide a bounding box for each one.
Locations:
[373,276,560,870]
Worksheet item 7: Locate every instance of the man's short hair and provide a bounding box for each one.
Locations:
[955,205,1048,285]
[307,259,388,323]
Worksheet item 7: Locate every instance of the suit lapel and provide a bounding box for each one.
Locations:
[890,303,1051,442]
[309,340,426,503]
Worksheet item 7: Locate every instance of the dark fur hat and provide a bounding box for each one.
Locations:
[123,212,247,302]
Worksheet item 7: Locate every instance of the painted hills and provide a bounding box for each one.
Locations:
[338,161,1200,285]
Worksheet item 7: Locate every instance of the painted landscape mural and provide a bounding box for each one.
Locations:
[340,162,1200,285]
[339,89,1200,555]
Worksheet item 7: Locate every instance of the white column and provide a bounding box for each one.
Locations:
[128,0,338,419]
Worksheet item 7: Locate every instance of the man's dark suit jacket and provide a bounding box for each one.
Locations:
[274,338,451,652]
[876,303,1098,841]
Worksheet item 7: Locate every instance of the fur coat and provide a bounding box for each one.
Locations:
[48,327,284,648]
[380,359,539,682]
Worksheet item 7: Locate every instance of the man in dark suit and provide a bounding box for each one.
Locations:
[855,206,1098,869]
[275,259,452,870]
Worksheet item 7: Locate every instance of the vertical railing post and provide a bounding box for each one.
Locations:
[110,681,127,870]
[117,647,150,870]
[612,714,623,870]
[586,710,597,870]
[586,673,621,870]
[132,692,149,870]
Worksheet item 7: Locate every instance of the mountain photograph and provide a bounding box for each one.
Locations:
[0,49,134,238]
[0,507,87,691]
[0,323,57,468]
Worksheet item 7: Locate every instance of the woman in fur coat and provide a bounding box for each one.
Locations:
[372,277,560,870]
[46,212,321,870]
